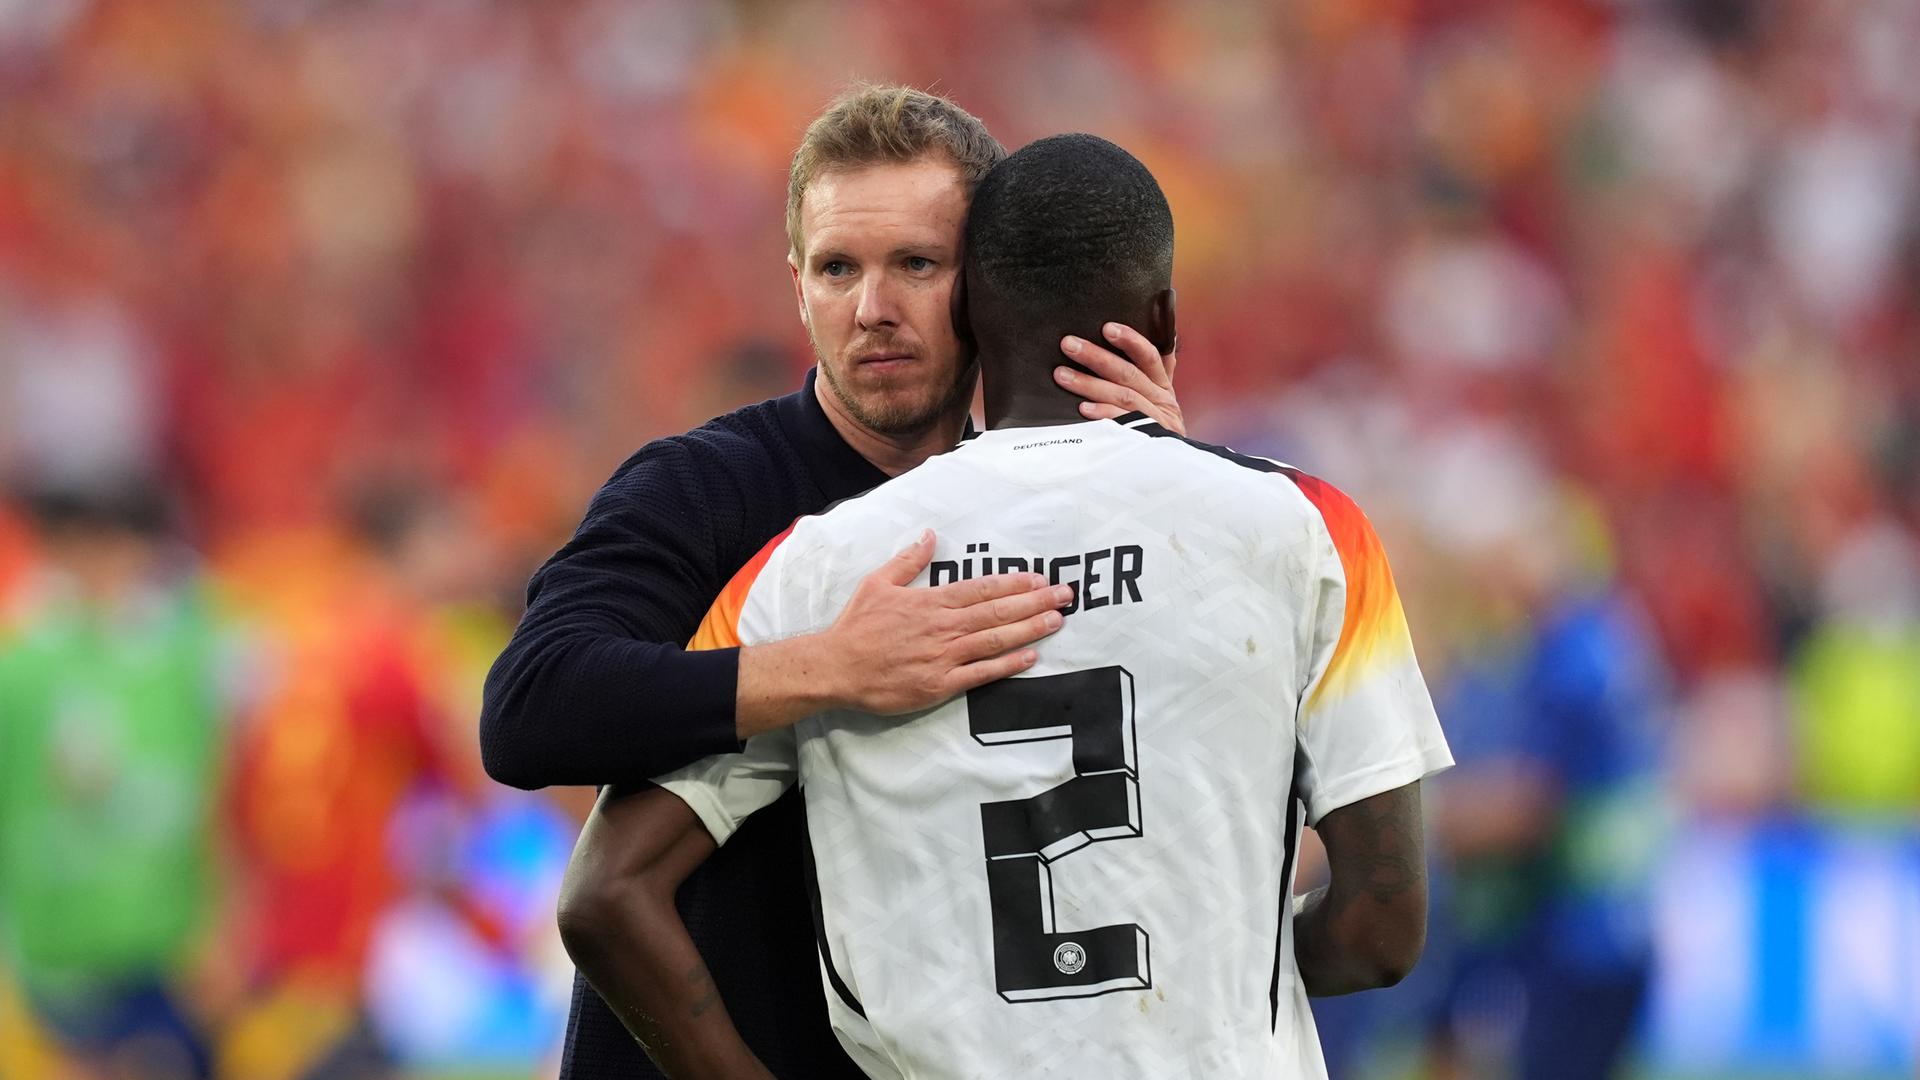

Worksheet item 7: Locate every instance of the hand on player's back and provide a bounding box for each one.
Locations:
[828,530,1071,715]
[734,531,1071,738]
[1055,320,1185,435]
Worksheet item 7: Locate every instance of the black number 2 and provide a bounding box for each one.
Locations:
[967,666,1151,1002]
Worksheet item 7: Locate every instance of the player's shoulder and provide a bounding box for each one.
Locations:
[758,458,955,595]
[1114,417,1326,504]
[1117,417,1390,557]
[779,476,904,560]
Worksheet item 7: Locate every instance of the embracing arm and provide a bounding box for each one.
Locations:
[480,449,1066,790]
[480,444,753,790]
[1292,780,1428,995]
[555,785,773,1079]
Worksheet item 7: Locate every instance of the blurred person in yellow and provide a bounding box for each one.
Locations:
[1789,517,1920,811]
[482,84,1186,1078]
[0,481,224,1080]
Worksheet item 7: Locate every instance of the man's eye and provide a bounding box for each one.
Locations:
[821,260,850,278]
[904,256,935,272]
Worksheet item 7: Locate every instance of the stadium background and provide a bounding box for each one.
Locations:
[1,0,1916,1077]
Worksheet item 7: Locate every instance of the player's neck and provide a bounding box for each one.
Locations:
[815,378,971,478]
[980,354,1089,430]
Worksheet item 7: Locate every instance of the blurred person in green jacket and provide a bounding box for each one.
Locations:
[0,481,223,1080]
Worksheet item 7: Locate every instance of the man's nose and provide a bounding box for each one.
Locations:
[854,275,902,331]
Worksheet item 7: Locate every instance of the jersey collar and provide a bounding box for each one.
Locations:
[962,416,1147,449]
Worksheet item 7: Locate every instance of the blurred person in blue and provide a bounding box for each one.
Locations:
[1424,486,1671,1080]
[1312,466,1671,1080]
[0,480,225,1080]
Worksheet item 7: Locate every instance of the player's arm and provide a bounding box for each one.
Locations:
[555,552,823,1076]
[1284,472,1453,995]
[556,784,772,1080]
[1292,780,1428,994]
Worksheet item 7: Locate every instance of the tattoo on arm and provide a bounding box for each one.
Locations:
[1336,785,1421,908]
[1295,781,1428,995]
[687,962,720,1019]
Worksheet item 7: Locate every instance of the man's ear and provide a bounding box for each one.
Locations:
[789,252,809,331]
[1149,287,1177,357]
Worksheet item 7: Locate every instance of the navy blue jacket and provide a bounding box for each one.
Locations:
[482,369,882,1079]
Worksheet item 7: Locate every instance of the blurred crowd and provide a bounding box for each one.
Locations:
[1,0,1916,1077]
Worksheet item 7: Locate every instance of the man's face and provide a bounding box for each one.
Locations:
[790,157,973,436]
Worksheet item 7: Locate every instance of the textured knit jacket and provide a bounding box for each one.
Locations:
[482,369,882,1079]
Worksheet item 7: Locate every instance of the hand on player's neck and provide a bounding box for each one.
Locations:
[975,320,1131,431]
[972,292,1175,432]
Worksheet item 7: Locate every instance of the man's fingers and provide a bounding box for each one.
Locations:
[1072,323,1187,435]
[954,583,1074,633]
[1100,321,1172,391]
[934,571,1048,608]
[1076,402,1132,422]
[1053,362,1142,409]
[950,610,1065,665]
[1060,336,1155,401]
[947,648,1042,694]
[876,529,936,586]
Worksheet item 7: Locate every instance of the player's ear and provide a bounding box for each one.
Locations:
[789,251,809,331]
[951,263,976,360]
[1148,287,1177,357]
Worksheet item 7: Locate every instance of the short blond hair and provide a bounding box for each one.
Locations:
[786,84,1005,257]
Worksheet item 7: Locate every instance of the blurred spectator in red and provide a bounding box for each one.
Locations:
[0,504,33,626]
[217,486,476,1080]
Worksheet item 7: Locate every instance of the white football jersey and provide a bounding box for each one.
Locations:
[659,414,1452,1079]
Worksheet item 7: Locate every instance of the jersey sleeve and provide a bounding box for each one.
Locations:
[653,727,799,845]
[1289,473,1453,825]
[655,522,807,843]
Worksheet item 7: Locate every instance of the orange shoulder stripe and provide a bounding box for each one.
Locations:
[1286,472,1411,708]
[688,521,797,652]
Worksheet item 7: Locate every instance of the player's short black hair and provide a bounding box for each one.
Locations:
[964,133,1173,325]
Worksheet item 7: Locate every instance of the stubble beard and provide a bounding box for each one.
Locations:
[814,335,976,437]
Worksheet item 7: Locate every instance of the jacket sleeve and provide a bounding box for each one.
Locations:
[479,441,750,789]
